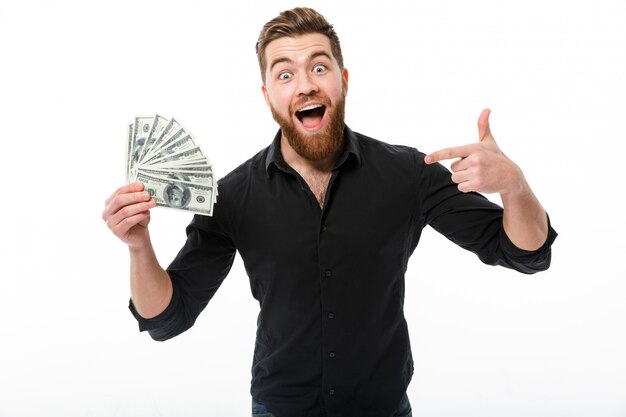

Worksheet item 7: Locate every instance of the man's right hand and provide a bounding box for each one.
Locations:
[102,182,157,249]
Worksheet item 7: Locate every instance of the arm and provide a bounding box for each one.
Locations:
[102,182,172,318]
[129,234,173,318]
[425,108,548,251]
[104,182,237,340]
[500,175,548,251]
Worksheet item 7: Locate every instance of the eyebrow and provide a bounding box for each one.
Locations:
[269,51,333,72]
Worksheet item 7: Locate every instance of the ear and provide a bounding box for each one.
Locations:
[342,68,349,96]
[261,84,271,109]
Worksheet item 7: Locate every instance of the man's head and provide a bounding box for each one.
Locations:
[255,7,344,83]
[257,8,349,162]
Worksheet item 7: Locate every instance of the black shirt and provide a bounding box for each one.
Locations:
[129,126,557,417]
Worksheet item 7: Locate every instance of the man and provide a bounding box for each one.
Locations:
[103,7,557,417]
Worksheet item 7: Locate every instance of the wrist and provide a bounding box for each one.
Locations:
[499,165,529,201]
[127,232,153,256]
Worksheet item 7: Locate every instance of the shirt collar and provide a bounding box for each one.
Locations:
[265,125,362,177]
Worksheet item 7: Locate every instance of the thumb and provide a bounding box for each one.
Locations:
[477,108,494,142]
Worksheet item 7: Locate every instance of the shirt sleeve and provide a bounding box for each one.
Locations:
[128,199,237,341]
[416,152,557,274]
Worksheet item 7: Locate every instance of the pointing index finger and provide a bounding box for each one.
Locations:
[425,144,475,164]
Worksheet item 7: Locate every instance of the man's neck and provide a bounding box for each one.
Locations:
[280,135,341,174]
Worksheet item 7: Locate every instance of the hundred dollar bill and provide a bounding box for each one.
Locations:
[139,172,217,207]
[139,114,170,164]
[140,165,213,174]
[142,119,186,161]
[138,168,214,185]
[126,123,134,183]
[128,116,155,180]
[140,132,198,167]
[137,173,215,216]
[126,114,218,213]
[143,157,211,169]
[144,145,205,166]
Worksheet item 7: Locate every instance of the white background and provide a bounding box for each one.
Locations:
[1,0,625,416]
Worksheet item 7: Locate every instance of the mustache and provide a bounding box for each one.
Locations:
[290,95,332,113]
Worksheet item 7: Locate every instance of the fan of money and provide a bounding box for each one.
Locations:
[126,114,217,216]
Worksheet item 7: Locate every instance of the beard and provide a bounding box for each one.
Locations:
[270,92,346,162]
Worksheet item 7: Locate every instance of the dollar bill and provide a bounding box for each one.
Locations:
[139,114,170,163]
[126,123,134,183]
[138,169,214,185]
[143,145,205,166]
[137,173,215,216]
[140,132,198,166]
[126,114,218,215]
[140,165,213,174]
[128,116,155,181]
[142,119,186,161]
[145,158,212,169]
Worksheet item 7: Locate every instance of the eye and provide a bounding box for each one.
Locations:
[279,72,292,80]
[313,65,326,73]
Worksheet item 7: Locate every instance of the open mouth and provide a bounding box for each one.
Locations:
[295,103,327,130]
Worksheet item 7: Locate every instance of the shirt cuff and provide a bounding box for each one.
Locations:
[128,283,180,332]
[499,213,558,260]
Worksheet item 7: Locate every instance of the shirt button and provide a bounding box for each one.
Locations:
[328,312,335,319]
[329,388,335,396]
[329,351,335,358]
[325,270,332,277]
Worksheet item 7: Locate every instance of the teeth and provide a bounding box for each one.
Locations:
[298,104,322,112]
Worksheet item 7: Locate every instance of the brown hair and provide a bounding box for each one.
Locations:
[255,7,344,82]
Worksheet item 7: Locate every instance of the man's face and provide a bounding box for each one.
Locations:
[168,187,185,207]
[262,33,349,161]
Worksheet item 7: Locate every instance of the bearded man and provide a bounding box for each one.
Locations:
[103,7,557,417]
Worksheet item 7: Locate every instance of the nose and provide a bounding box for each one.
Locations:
[296,72,319,96]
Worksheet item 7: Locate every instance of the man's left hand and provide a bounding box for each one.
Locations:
[425,108,526,197]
